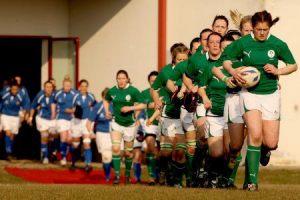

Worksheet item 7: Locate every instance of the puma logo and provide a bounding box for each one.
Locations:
[243,50,251,58]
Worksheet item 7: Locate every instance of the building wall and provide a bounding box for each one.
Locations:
[0,0,71,87]
[166,0,263,63]
[69,0,158,98]
[265,0,300,163]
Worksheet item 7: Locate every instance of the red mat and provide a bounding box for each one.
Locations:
[5,167,131,184]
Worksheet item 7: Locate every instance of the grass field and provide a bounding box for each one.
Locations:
[0,160,300,200]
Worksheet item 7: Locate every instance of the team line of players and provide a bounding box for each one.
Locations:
[0,10,297,190]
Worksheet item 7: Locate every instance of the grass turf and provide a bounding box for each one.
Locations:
[0,160,300,200]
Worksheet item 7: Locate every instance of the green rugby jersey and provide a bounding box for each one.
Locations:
[151,64,181,119]
[199,57,227,116]
[105,84,140,126]
[139,88,158,125]
[223,33,296,94]
[171,47,205,83]
[185,52,215,85]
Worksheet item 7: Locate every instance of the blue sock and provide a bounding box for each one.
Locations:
[41,143,48,159]
[69,146,76,164]
[5,136,12,154]
[133,162,141,181]
[84,149,92,165]
[54,138,60,152]
[60,142,68,159]
[103,162,111,179]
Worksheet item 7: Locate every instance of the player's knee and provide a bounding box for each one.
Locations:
[72,141,80,149]
[230,143,242,154]
[266,144,278,151]
[102,150,112,163]
[186,140,196,155]
[124,148,133,158]
[209,147,223,158]
[83,137,91,149]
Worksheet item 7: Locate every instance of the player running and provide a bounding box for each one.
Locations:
[54,77,77,166]
[151,43,189,187]
[104,70,141,185]
[28,80,56,164]
[1,79,30,160]
[70,79,96,172]
[87,88,113,182]
[222,10,297,191]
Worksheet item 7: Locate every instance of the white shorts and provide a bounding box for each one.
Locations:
[71,118,89,138]
[205,112,228,138]
[111,121,137,142]
[36,116,56,133]
[56,119,72,133]
[224,93,244,124]
[141,120,159,136]
[180,107,195,132]
[240,89,280,120]
[194,103,206,119]
[96,133,112,153]
[1,114,20,134]
[160,117,184,137]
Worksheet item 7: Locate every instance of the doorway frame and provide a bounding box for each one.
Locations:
[0,35,80,84]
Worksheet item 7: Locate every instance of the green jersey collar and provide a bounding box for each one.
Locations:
[116,83,130,89]
[250,32,271,41]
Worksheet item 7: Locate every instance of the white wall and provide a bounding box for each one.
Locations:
[265,0,300,163]
[166,0,263,63]
[69,0,158,98]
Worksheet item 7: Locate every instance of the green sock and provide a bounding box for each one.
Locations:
[146,153,156,179]
[229,154,242,183]
[112,155,121,177]
[246,145,261,185]
[244,156,249,187]
[186,153,194,180]
[125,157,133,177]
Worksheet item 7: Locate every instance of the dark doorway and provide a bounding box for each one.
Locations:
[0,38,42,160]
[0,38,42,99]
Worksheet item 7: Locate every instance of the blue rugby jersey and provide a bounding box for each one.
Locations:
[72,92,96,119]
[88,101,113,133]
[31,90,55,120]
[54,89,77,120]
[1,90,31,116]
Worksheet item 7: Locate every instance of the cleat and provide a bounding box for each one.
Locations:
[125,177,131,185]
[113,176,120,185]
[6,155,15,162]
[247,183,258,191]
[69,164,76,171]
[42,158,49,165]
[84,165,93,174]
[260,150,271,166]
[174,184,183,189]
[148,179,155,186]
[105,177,110,183]
[159,171,166,185]
[60,158,67,166]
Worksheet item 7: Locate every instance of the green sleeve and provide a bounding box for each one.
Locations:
[132,88,141,102]
[171,61,187,81]
[185,59,197,80]
[222,39,244,62]
[199,66,211,87]
[138,90,147,104]
[105,88,112,101]
[278,42,296,65]
[151,73,163,90]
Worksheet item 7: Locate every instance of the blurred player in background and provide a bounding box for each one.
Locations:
[87,87,113,182]
[28,80,56,164]
[54,77,77,166]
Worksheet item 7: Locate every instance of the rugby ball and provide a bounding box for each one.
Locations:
[238,67,260,88]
